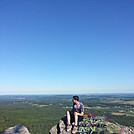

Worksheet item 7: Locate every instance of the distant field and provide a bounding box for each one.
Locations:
[112,112,134,117]
[107,100,134,105]
[29,103,52,108]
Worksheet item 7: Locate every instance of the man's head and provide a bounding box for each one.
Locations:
[73,95,79,103]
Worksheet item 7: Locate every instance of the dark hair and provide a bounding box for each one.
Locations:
[73,95,79,101]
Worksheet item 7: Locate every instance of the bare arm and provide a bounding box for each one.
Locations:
[77,112,84,116]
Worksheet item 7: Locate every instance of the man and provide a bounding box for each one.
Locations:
[66,95,84,133]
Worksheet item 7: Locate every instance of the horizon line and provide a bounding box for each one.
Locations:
[0,92,134,96]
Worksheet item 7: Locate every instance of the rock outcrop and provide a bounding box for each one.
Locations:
[49,113,134,134]
[0,125,30,134]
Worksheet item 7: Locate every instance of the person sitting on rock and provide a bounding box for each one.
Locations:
[66,95,84,133]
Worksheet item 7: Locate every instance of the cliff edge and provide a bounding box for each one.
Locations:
[49,113,134,134]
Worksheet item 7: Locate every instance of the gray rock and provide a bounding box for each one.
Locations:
[49,125,58,134]
[49,116,70,134]
[0,125,30,134]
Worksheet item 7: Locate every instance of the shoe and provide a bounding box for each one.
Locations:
[67,124,72,132]
[72,125,78,133]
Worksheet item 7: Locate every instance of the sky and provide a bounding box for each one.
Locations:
[0,0,134,95]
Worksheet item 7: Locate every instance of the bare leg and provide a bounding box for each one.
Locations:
[66,111,71,125]
[74,112,78,126]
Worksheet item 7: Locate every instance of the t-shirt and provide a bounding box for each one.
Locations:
[73,102,84,113]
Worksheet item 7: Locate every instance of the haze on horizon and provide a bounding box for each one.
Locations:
[0,0,134,95]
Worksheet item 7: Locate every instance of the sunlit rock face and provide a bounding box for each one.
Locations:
[0,125,30,134]
[49,114,134,134]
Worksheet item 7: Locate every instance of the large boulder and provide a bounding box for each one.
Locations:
[49,116,68,134]
[0,125,30,134]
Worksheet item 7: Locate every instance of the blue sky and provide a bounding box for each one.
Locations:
[0,0,134,94]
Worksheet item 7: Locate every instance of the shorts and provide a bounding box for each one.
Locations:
[69,111,83,123]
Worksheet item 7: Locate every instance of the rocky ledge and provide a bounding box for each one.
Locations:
[49,113,134,134]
